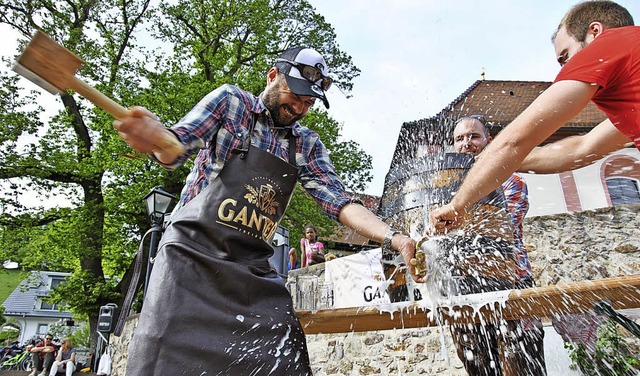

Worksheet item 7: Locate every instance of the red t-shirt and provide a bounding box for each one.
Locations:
[555,26,640,150]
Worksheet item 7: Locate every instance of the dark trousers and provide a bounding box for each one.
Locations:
[451,278,547,376]
[31,351,54,372]
[451,319,546,376]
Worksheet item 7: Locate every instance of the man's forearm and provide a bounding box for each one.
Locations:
[338,203,391,243]
[518,136,594,173]
[339,203,421,282]
[518,119,629,174]
[451,135,529,212]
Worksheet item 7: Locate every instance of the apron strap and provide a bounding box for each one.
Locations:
[245,113,298,167]
[288,129,297,166]
[237,113,258,159]
[114,226,162,336]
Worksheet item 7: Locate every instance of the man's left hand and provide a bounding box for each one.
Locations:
[395,235,423,283]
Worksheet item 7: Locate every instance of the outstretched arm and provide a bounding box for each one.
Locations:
[338,203,421,282]
[430,80,599,232]
[518,118,630,174]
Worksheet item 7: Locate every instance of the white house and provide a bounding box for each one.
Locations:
[2,271,74,344]
[523,147,640,216]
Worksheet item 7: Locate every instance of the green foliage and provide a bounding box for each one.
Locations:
[0,0,368,342]
[300,110,373,192]
[0,324,20,345]
[0,331,18,344]
[67,321,91,348]
[566,320,640,376]
[47,271,120,318]
[49,319,90,348]
[0,307,16,344]
[151,0,360,95]
[282,185,336,252]
[0,270,27,303]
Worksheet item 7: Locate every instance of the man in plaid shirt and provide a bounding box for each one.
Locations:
[451,116,546,376]
[114,48,420,256]
[114,47,420,375]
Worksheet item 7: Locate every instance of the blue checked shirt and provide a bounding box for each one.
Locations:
[160,84,356,221]
[502,174,532,284]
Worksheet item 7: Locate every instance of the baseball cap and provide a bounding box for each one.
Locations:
[275,47,331,109]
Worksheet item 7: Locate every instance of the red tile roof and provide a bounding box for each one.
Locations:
[390,80,608,168]
[443,80,606,131]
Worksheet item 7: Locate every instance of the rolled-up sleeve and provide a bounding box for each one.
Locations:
[154,85,232,170]
[298,136,362,221]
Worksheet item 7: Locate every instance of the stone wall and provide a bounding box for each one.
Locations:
[302,204,640,375]
[110,205,640,375]
[110,313,138,376]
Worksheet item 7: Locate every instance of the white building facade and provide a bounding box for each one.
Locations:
[524,148,640,217]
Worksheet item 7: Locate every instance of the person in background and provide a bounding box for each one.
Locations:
[28,334,56,376]
[288,247,299,271]
[49,338,75,376]
[300,224,325,267]
[114,46,419,375]
[430,0,637,232]
[451,116,546,376]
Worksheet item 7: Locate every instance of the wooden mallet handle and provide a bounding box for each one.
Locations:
[71,77,185,156]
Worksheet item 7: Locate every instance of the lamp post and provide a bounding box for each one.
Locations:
[143,186,175,295]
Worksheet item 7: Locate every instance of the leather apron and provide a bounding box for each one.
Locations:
[125,126,312,376]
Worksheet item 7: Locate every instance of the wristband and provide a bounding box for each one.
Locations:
[382,228,400,255]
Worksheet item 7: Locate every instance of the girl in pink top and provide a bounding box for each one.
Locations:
[300,225,324,267]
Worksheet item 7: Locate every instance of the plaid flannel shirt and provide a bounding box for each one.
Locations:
[161,84,356,221]
[502,173,532,283]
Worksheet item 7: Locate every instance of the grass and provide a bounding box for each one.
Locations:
[0,269,27,304]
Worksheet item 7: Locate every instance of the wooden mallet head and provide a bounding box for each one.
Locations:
[13,31,84,95]
[12,30,185,156]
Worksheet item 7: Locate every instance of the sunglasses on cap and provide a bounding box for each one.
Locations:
[276,58,333,91]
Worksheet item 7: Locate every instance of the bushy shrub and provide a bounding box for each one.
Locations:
[566,320,640,376]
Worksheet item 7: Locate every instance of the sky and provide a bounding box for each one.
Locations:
[2,0,640,203]
[307,0,640,196]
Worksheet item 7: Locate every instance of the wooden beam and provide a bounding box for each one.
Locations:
[297,274,640,335]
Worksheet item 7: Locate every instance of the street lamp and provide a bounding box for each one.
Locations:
[143,186,175,295]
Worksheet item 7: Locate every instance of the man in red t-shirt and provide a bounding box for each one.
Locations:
[430,0,638,232]
[27,334,57,376]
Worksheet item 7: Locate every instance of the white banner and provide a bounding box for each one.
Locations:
[324,248,391,308]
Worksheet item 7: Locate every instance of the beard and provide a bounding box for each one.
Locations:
[262,82,303,127]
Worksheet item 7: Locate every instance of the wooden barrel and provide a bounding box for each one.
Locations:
[378,152,517,302]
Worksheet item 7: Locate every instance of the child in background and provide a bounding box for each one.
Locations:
[300,225,325,267]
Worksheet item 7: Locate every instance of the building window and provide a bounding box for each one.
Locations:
[50,276,64,289]
[40,300,59,311]
[36,324,48,335]
[606,178,640,205]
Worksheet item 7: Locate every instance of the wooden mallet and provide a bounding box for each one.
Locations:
[12,30,184,156]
